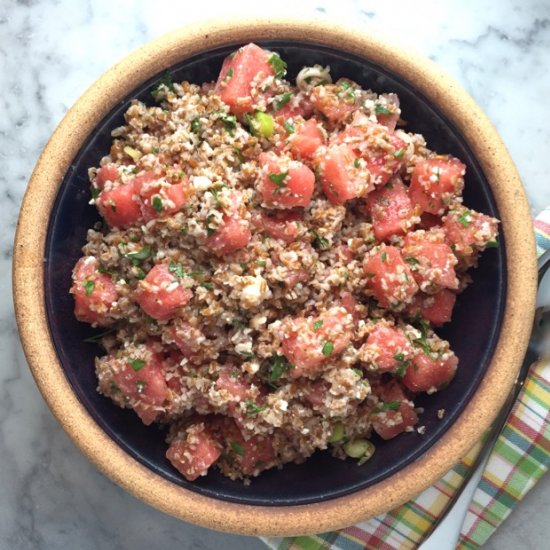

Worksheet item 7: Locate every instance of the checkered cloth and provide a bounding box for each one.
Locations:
[262,207,550,550]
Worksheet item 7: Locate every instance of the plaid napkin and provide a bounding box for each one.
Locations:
[262,207,550,550]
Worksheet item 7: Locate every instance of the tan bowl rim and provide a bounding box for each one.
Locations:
[13,17,537,536]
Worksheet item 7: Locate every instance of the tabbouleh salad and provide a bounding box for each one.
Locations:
[70,43,499,482]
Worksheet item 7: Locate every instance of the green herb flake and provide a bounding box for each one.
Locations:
[284,120,295,134]
[151,72,175,100]
[168,261,185,279]
[125,246,152,262]
[91,187,101,200]
[225,68,234,80]
[485,239,499,249]
[256,260,266,267]
[375,104,392,115]
[152,196,163,213]
[201,282,214,290]
[394,352,410,377]
[245,399,267,417]
[275,92,293,111]
[375,400,401,413]
[354,158,360,169]
[268,171,288,187]
[269,355,291,382]
[244,112,256,135]
[311,229,329,249]
[83,280,95,296]
[381,251,388,262]
[395,363,408,377]
[268,53,287,79]
[313,320,324,331]
[394,147,405,159]
[220,113,237,134]
[191,117,201,134]
[405,256,419,266]
[230,441,245,456]
[322,341,334,357]
[365,272,375,278]
[413,320,435,358]
[129,358,145,372]
[457,209,472,227]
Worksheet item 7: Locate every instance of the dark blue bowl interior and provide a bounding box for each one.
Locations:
[45,41,505,506]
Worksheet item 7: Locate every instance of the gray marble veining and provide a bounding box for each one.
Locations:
[1,0,549,548]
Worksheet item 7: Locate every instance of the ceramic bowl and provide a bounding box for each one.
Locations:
[13,19,537,536]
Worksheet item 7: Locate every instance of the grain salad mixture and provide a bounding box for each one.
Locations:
[70,43,499,482]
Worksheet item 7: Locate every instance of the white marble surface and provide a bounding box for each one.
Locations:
[2,0,549,548]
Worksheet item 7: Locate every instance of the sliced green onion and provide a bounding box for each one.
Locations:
[123,146,142,162]
[344,439,374,459]
[255,111,274,137]
[328,421,345,443]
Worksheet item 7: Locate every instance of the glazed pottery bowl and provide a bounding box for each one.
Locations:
[13,19,537,536]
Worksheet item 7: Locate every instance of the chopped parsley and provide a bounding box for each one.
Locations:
[151,72,175,100]
[201,282,214,290]
[208,185,227,206]
[205,215,217,236]
[381,251,388,262]
[152,196,163,213]
[313,320,324,331]
[457,209,472,227]
[485,239,499,248]
[374,400,401,413]
[233,146,244,165]
[311,229,329,249]
[129,358,145,372]
[268,53,287,79]
[225,68,234,80]
[90,187,101,200]
[168,261,185,279]
[245,399,267,417]
[284,120,295,133]
[269,355,291,382]
[354,158,360,168]
[374,104,392,115]
[191,117,201,134]
[405,256,419,266]
[322,341,334,356]
[256,260,266,267]
[244,112,256,135]
[394,147,405,159]
[268,171,288,193]
[230,441,245,456]
[220,113,237,134]
[394,352,410,377]
[413,320,435,357]
[83,280,95,296]
[274,92,293,111]
[125,246,152,262]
